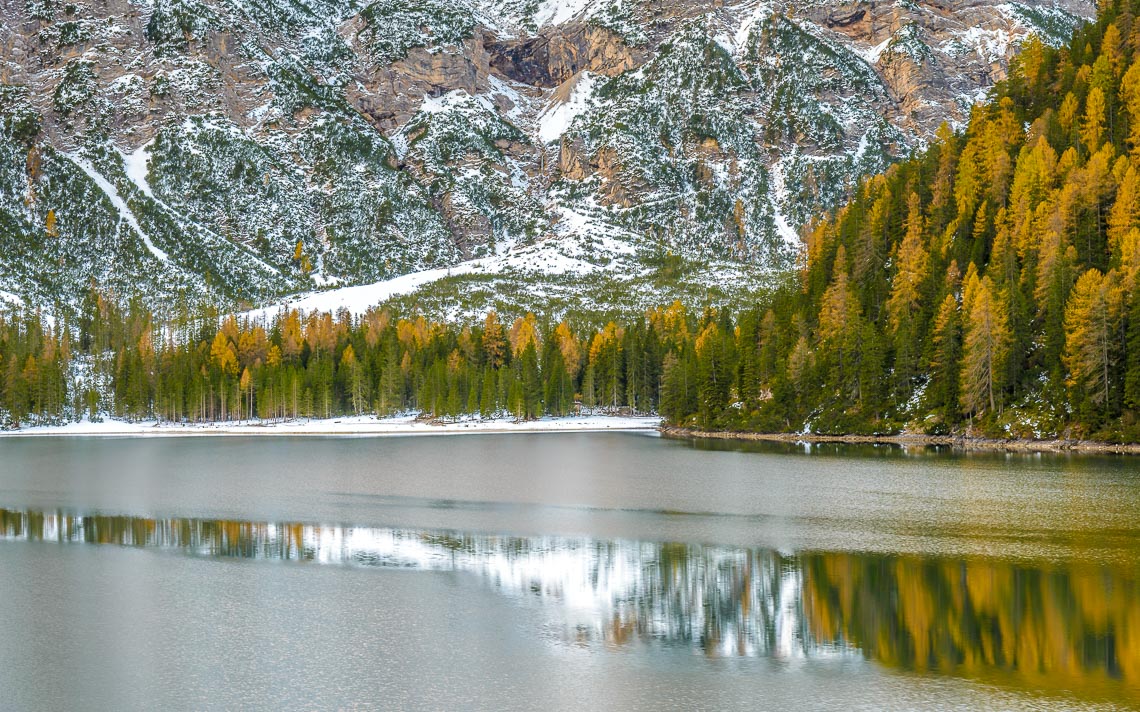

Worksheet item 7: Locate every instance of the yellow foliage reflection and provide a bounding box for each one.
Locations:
[2,507,1136,701]
[802,552,1139,698]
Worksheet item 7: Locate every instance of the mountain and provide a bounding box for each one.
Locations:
[674,0,1140,441]
[6,0,1140,441]
[0,0,1092,315]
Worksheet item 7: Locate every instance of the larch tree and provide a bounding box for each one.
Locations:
[1082,87,1108,152]
[1063,268,1123,413]
[960,274,1011,418]
[1108,164,1140,252]
[341,343,368,415]
[1120,59,1140,157]
[210,331,238,420]
[552,321,581,379]
[928,122,959,231]
[927,293,962,416]
[482,311,506,369]
[818,246,863,398]
[239,366,253,421]
[509,313,540,357]
[786,334,813,397]
[886,192,931,386]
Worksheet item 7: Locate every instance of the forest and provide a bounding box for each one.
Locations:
[7,1,1140,440]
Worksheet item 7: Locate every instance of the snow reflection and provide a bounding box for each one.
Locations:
[3,504,1137,699]
[0,507,817,657]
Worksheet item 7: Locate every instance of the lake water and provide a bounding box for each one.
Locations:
[0,432,1137,710]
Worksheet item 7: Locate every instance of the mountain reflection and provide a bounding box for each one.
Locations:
[1,507,1136,697]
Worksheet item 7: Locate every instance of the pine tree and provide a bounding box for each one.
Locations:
[660,348,697,425]
[694,320,732,428]
[5,354,26,427]
[589,323,624,409]
[542,341,573,416]
[518,341,542,419]
[479,368,496,417]
[1124,285,1140,411]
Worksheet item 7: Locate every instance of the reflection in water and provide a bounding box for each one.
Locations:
[1,507,1136,700]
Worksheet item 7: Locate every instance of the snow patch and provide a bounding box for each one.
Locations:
[243,230,620,320]
[953,26,1011,63]
[856,36,893,65]
[769,162,801,248]
[246,261,485,319]
[733,1,774,51]
[419,90,470,114]
[488,74,527,123]
[538,72,597,144]
[68,154,170,263]
[713,32,736,56]
[122,140,155,198]
[533,0,592,27]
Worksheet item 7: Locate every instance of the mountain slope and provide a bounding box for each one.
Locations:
[0,0,1093,313]
[688,0,1140,440]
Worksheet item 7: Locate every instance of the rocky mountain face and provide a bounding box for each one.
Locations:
[0,0,1093,312]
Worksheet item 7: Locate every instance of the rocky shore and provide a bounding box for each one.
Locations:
[659,426,1140,455]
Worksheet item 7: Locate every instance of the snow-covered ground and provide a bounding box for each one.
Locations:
[0,414,662,438]
[245,260,489,319]
[243,228,634,320]
[538,72,597,144]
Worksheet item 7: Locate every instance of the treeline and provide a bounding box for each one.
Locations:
[0,291,684,427]
[0,286,813,432]
[729,0,1140,442]
[749,0,1140,441]
[11,2,1140,440]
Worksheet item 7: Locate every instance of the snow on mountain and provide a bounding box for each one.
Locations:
[538,72,596,144]
[67,153,171,263]
[0,0,1094,317]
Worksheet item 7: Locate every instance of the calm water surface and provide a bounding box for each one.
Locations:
[0,432,1137,709]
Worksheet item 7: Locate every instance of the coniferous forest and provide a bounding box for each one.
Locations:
[10,3,1140,440]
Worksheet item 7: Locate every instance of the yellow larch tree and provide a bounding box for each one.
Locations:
[1063,268,1124,407]
[1081,87,1107,151]
[886,192,930,381]
[482,311,506,368]
[960,274,1011,417]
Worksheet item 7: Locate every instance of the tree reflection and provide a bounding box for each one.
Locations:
[1,507,1135,699]
[801,552,1139,696]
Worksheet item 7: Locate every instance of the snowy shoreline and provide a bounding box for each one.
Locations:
[0,414,663,438]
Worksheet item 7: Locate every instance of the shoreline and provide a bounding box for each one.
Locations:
[0,415,663,438]
[659,426,1140,455]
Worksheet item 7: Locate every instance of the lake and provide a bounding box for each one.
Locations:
[0,432,1137,709]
